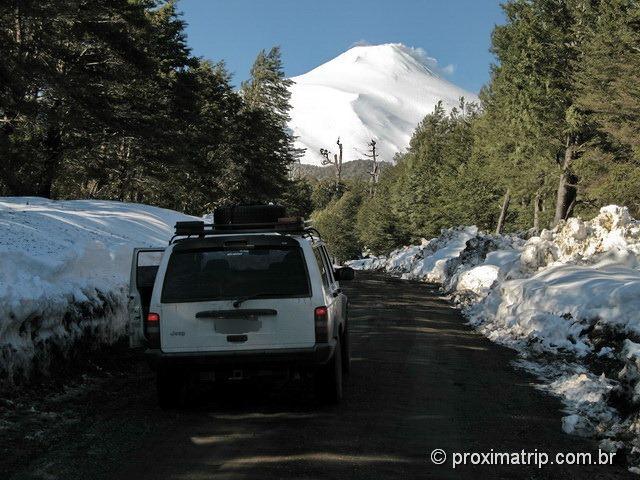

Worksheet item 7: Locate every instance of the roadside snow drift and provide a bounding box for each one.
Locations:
[348,206,640,470]
[0,198,194,383]
[288,43,478,165]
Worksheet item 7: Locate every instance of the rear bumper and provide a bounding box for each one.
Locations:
[145,343,334,371]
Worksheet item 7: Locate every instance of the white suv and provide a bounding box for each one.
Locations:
[128,206,354,407]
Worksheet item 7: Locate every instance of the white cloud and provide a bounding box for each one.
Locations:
[350,39,370,48]
[440,64,455,75]
[407,46,455,76]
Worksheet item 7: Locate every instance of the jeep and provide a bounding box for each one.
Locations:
[128,205,354,407]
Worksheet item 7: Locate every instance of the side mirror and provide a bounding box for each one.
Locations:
[334,266,355,281]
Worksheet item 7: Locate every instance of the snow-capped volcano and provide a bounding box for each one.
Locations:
[288,43,478,165]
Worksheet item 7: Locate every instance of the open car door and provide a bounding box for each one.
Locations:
[128,248,165,348]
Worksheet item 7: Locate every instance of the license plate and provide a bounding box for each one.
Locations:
[199,371,215,382]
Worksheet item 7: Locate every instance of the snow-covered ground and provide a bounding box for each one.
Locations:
[288,43,478,165]
[0,197,195,383]
[348,206,640,470]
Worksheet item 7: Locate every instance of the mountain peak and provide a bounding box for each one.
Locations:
[335,43,440,77]
[295,43,441,85]
[288,43,477,165]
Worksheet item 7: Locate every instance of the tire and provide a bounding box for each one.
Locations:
[213,205,287,225]
[156,369,185,409]
[341,327,351,375]
[315,339,343,404]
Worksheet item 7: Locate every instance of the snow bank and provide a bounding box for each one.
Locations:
[470,254,640,356]
[349,226,521,295]
[348,206,640,470]
[358,226,482,282]
[0,197,195,383]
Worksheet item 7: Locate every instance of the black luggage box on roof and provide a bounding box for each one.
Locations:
[213,204,287,225]
[171,205,309,243]
[174,220,205,236]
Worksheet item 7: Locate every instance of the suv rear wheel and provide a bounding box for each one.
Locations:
[315,339,343,404]
[157,369,186,409]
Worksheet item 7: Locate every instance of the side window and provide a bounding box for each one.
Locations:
[320,246,336,284]
[313,247,331,288]
[135,250,163,320]
[137,250,163,288]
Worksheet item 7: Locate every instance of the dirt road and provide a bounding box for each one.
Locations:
[5,272,631,479]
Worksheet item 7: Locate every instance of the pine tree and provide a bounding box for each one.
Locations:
[0,0,187,199]
[481,0,584,229]
[242,46,294,126]
[312,186,365,262]
[356,163,409,253]
[236,46,301,204]
[575,0,640,155]
[569,0,640,216]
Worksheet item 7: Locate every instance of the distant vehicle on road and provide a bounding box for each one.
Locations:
[128,205,354,408]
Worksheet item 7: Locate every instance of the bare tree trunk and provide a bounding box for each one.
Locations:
[320,141,343,195]
[533,190,543,233]
[564,197,577,221]
[495,188,511,235]
[553,137,578,226]
[39,125,62,198]
[336,137,343,185]
[1,4,21,140]
[14,3,21,44]
[367,139,379,196]
[117,139,132,201]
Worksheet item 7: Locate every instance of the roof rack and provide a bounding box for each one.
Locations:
[169,218,321,244]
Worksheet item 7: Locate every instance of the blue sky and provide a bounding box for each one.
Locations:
[178,0,505,94]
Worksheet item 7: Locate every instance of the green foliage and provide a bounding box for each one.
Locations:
[472,0,640,225]
[314,99,508,256]
[571,0,640,217]
[291,159,392,182]
[278,177,314,218]
[575,0,640,156]
[241,47,293,125]
[311,178,347,210]
[396,101,484,239]
[0,2,299,215]
[237,46,302,205]
[312,186,364,263]
[478,0,582,227]
[356,163,409,254]
[1,0,165,197]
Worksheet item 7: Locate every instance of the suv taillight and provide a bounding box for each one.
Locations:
[314,306,329,343]
[145,312,160,348]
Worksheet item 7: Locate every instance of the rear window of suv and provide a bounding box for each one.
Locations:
[161,246,311,303]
